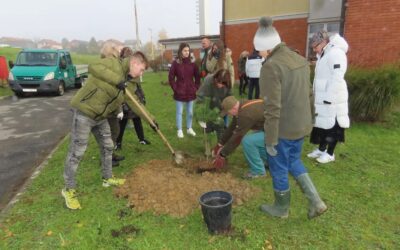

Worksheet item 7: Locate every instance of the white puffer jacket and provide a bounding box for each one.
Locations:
[313,33,350,129]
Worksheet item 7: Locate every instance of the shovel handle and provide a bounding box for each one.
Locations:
[125,89,175,155]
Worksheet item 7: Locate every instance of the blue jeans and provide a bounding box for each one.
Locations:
[175,100,194,130]
[242,131,268,175]
[267,138,308,191]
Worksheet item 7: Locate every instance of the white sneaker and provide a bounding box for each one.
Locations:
[317,152,335,163]
[177,130,184,138]
[307,148,326,159]
[187,128,196,136]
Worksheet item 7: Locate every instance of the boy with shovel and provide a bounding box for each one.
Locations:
[62,51,159,210]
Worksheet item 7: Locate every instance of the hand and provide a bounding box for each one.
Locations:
[117,81,127,92]
[266,145,277,156]
[212,143,223,158]
[150,120,159,132]
[117,112,124,120]
[198,121,207,129]
[212,154,226,169]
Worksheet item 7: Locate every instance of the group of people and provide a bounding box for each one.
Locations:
[62,16,350,221]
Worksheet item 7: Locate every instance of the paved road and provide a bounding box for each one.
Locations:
[0,91,76,210]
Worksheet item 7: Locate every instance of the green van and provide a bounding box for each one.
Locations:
[8,49,87,96]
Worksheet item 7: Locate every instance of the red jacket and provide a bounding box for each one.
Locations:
[168,57,200,102]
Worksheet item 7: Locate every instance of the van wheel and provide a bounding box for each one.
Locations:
[57,82,65,96]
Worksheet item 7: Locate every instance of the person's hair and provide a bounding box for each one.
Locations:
[100,41,120,58]
[130,51,149,69]
[213,69,231,88]
[176,42,190,63]
[208,40,226,69]
[120,47,134,59]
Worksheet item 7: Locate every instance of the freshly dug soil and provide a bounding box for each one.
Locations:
[115,159,261,218]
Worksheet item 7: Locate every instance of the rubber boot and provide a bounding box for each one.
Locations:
[296,173,327,219]
[112,153,125,162]
[260,190,290,218]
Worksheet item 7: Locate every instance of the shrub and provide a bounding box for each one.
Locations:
[346,65,400,121]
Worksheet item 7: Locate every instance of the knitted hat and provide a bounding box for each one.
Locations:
[253,17,281,51]
[220,96,238,117]
[311,30,329,47]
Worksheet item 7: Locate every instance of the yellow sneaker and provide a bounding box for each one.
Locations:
[61,188,81,210]
[102,176,126,187]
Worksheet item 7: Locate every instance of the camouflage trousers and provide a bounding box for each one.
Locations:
[64,109,114,189]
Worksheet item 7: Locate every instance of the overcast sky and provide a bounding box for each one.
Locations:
[1,0,222,43]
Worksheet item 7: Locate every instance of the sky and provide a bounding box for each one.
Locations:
[1,0,222,43]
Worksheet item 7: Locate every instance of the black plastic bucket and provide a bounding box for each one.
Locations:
[199,190,233,234]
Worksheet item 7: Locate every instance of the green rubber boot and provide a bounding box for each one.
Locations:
[260,190,290,218]
[297,173,328,219]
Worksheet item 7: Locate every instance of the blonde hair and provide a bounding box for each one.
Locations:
[100,41,122,58]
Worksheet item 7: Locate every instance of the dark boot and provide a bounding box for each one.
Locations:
[112,153,125,162]
[260,190,290,218]
[112,160,120,167]
[297,173,327,219]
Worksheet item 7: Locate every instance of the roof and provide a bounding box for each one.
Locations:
[21,48,69,53]
[159,34,220,44]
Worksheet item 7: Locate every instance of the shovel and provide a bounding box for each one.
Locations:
[125,89,184,165]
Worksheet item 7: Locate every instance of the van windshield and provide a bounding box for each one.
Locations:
[16,52,58,66]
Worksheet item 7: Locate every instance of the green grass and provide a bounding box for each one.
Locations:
[1,72,399,249]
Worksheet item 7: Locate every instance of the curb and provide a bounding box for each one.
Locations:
[0,134,69,222]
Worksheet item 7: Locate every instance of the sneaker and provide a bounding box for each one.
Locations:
[316,152,335,164]
[102,176,126,187]
[139,139,151,145]
[187,128,196,136]
[243,172,266,180]
[61,188,81,210]
[307,148,326,159]
[177,130,184,138]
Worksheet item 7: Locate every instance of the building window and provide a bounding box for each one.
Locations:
[307,22,340,61]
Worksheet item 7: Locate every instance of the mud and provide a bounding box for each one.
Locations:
[115,159,261,218]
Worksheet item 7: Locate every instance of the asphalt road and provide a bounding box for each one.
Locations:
[0,90,76,210]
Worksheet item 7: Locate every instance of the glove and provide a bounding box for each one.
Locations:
[150,120,159,132]
[117,81,127,92]
[212,154,226,169]
[266,145,277,156]
[117,112,124,120]
[212,143,223,158]
[198,121,207,129]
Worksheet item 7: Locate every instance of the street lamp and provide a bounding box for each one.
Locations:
[148,28,154,60]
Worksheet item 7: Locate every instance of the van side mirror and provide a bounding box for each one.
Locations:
[60,59,67,69]
[8,60,14,69]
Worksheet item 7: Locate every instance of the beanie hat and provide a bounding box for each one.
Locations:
[253,17,281,51]
[311,30,329,47]
[220,96,238,117]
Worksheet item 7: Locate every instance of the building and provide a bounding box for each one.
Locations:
[223,0,400,71]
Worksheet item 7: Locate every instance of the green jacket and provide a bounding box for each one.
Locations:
[259,43,313,146]
[71,57,152,122]
[220,99,265,156]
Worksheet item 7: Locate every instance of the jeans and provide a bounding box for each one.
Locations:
[248,78,260,100]
[242,131,268,175]
[64,109,114,189]
[176,100,194,130]
[267,138,308,191]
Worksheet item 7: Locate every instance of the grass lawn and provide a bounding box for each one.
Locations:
[0,72,399,249]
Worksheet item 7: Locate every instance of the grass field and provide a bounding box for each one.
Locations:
[0,72,399,249]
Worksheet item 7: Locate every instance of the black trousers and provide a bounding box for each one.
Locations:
[248,77,260,100]
[116,117,145,145]
[239,74,249,95]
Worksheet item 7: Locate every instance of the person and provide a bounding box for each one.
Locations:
[200,36,212,78]
[168,42,201,138]
[205,40,235,87]
[237,51,249,96]
[196,69,233,141]
[116,47,151,149]
[245,49,263,100]
[212,96,268,179]
[307,30,350,164]
[62,51,157,210]
[99,42,125,167]
[254,17,327,219]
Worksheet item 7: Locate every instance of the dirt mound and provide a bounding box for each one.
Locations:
[115,159,261,218]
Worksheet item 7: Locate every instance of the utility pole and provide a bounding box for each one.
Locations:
[148,28,154,60]
[134,0,141,51]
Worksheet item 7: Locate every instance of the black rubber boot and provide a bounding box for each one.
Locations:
[296,173,327,219]
[112,153,125,162]
[260,190,290,218]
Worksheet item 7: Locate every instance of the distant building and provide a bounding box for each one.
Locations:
[0,37,36,49]
[37,39,62,49]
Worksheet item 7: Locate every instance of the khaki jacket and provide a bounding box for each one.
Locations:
[259,43,313,146]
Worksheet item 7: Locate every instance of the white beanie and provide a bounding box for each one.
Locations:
[253,17,281,51]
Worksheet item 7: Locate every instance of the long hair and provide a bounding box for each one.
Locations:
[100,41,121,58]
[176,42,190,63]
[213,69,232,89]
[208,40,226,69]
[120,47,134,59]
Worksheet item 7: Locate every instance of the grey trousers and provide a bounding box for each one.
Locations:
[64,109,114,189]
